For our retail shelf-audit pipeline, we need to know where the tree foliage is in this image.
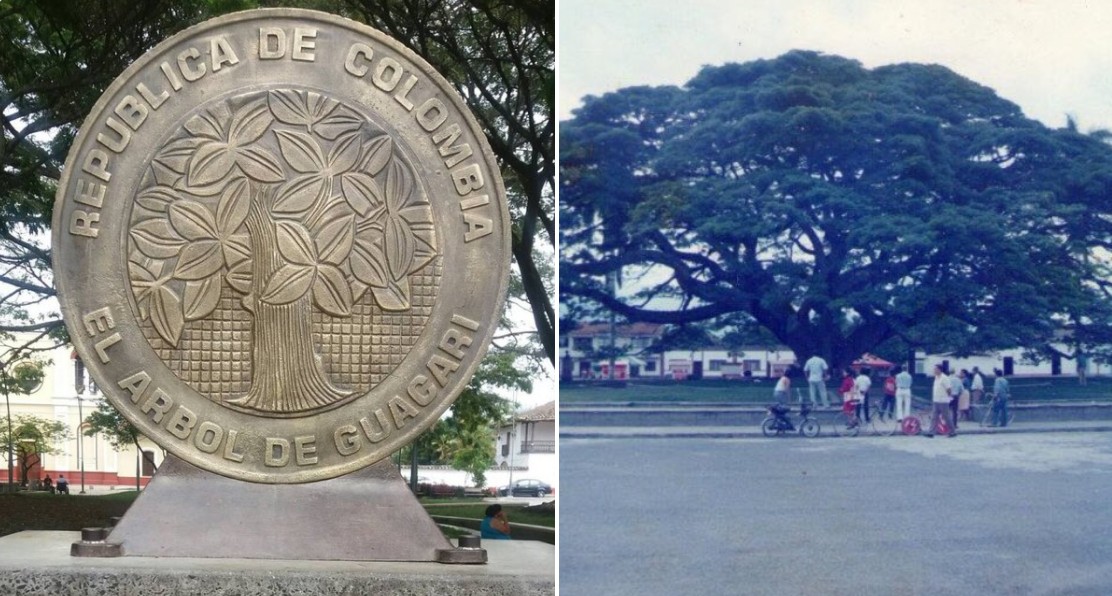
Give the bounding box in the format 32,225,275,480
561,51,1112,368
0,0,223,349
336,0,556,363
1,414,68,485
0,0,554,368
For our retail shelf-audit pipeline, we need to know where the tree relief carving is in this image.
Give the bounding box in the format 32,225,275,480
126,89,439,414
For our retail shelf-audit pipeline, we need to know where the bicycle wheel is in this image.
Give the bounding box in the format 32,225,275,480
800,417,820,438
832,412,860,437
900,416,921,435
870,410,898,436
761,417,780,437
979,404,994,427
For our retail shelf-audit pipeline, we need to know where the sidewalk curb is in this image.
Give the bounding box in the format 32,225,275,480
560,424,1112,440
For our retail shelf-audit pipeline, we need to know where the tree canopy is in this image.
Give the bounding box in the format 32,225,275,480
0,0,553,364
560,51,1112,368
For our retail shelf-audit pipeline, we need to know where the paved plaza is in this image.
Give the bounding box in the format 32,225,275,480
560,432,1112,595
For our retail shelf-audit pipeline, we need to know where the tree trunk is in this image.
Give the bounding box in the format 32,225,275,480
226,202,349,413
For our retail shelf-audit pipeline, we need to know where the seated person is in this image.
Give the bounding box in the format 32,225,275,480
480,504,511,540
56,475,69,495
43,475,54,494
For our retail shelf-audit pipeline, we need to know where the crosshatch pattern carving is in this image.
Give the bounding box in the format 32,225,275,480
140,260,440,402
126,88,441,414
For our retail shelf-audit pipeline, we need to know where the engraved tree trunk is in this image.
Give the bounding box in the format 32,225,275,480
225,201,349,412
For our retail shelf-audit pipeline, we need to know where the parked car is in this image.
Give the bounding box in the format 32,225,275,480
498,479,554,498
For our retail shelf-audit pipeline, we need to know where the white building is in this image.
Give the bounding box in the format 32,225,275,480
1,337,163,489
493,401,555,486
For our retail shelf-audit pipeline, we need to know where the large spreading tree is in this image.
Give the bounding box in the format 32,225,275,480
561,51,1112,368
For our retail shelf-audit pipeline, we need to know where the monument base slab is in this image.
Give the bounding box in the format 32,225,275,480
103,455,455,561
0,531,554,596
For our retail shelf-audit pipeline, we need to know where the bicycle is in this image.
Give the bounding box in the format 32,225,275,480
975,392,1015,427
901,403,954,436
761,403,821,438
831,399,899,437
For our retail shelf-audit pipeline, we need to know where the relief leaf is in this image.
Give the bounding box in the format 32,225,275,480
306,92,339,124
268,89,311,126
150,285,184,347
312,264,353,317
225,260,253,294
173,240,224,280
384,215,415,280
315,107,362,140
327,131,361,173
260,263,315,305
237,146,285,183
360,135,392,176
272,174,327,215
183,276,222,321
384,159,411,215
275,129,326,173
156,137,205,174
339,172,385,218
136,186,180,213
222,233,252,267
216,177,250,234
131,219,186,259
168,200,218,240
316,215,355,265
187,141,236,188
350,235,389,288
410,227,437,272
184,111,224,140
228,98,273,145
371,276,410,311
275,220,317,266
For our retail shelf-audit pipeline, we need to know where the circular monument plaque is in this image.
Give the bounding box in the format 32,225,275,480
52,9,509,483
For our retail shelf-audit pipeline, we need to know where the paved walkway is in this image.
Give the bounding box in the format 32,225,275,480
561,419,1112,439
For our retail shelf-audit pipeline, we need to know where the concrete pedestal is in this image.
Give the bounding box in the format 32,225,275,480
0,531,554,595
101,455,454,561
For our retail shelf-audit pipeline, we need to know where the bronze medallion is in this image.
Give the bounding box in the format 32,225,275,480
52,9,508,483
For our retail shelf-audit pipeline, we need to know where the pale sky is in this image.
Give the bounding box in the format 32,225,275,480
558,0,1112,132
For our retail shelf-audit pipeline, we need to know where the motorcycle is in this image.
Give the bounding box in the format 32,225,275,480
761,403,821,438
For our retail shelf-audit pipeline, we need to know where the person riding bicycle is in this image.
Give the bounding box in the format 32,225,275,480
769,402,795,431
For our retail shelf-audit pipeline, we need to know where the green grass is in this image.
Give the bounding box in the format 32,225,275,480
0,488,552,539
425,503,555,528
0,491,137,537
561,376,1112,403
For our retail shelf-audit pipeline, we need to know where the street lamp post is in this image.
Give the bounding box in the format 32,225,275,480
5,386,12,492
74,356,86,494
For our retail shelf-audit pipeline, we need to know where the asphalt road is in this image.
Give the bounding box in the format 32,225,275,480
560,432,1112,596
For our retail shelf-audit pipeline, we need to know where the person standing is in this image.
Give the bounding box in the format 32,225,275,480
773,368,791,404
949,370,964,430
958,369,972,421
992,368,1011,427
895,366,913,423
970,367,985,404
926,365,957,438
855,368,872,423
803,355,830,407
881,370,897,418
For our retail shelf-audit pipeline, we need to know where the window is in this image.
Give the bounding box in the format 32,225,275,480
743,360,761,372
709,360,726,372
645,360,657,372
572,336,594,351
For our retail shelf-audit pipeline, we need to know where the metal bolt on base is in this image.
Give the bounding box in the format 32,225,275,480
435,536,487,564
70,527,121,557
